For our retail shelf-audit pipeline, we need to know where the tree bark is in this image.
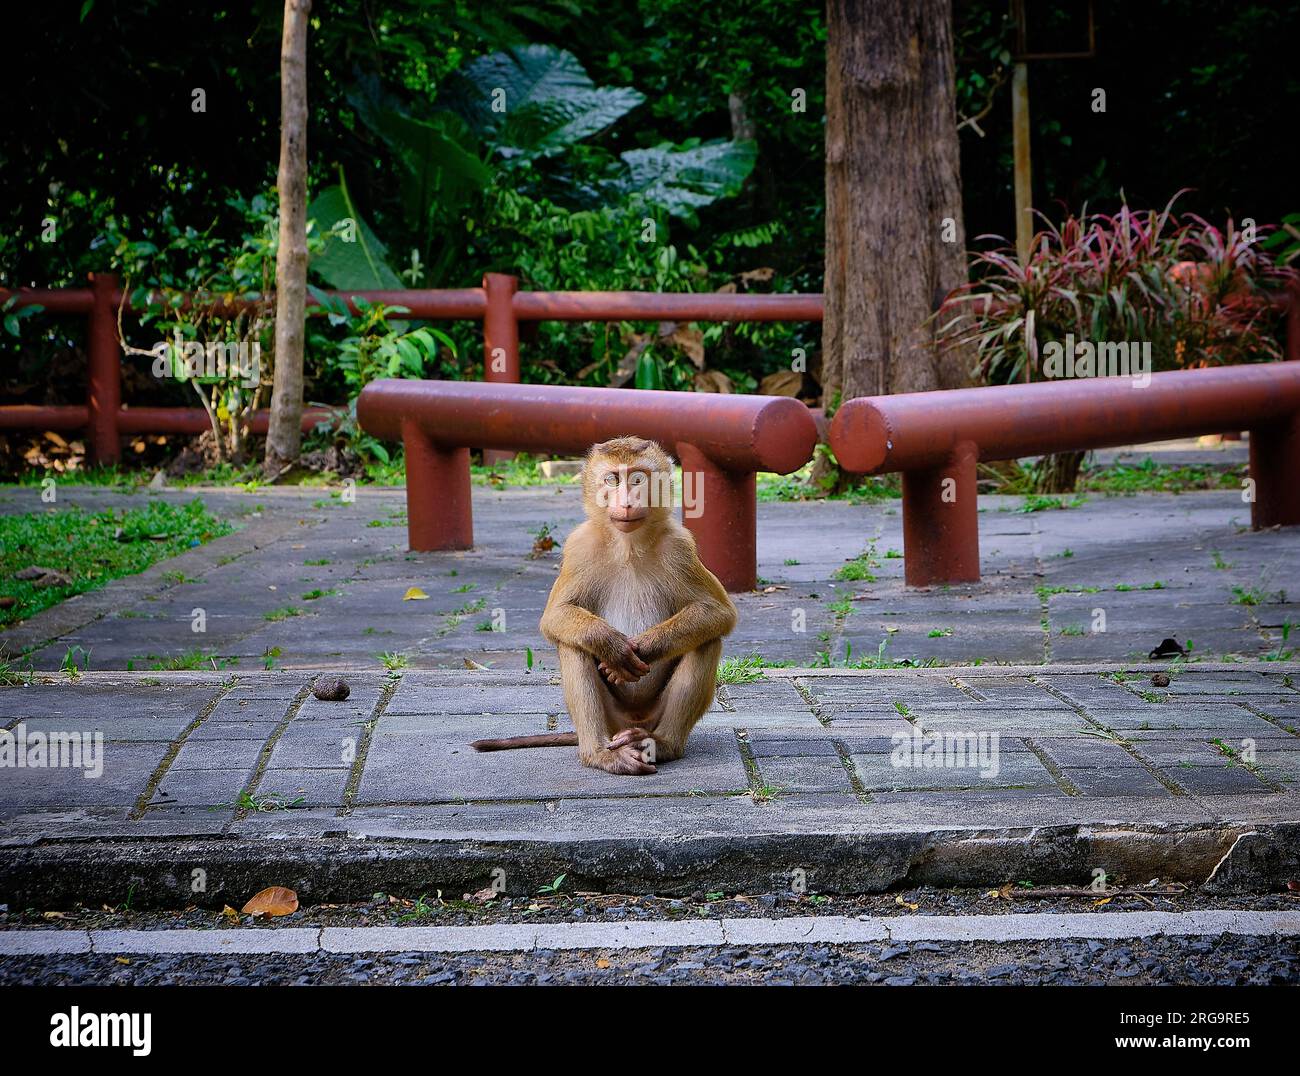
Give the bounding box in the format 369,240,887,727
264,0,311,477
821,0,971,410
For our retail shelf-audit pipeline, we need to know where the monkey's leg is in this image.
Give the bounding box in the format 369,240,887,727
633,638,721,762
557,643,657,775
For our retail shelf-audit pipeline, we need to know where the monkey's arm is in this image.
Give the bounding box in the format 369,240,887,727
633,559,737,665
540,568,648,679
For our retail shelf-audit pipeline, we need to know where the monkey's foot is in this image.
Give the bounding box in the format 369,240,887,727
588,732,657,775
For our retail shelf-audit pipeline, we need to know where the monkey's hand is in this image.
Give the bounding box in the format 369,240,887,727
594,631,650,685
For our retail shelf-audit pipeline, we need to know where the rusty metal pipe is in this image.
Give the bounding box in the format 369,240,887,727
513,291,823,322
359,380,816,473
831,364,1300,474
358,380,818,590
0,405,91,430
829,364,1300,587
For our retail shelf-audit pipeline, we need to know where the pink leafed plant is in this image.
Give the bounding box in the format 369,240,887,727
936,191,1298,386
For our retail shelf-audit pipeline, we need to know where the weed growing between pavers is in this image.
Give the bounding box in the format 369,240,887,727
0,499,232,627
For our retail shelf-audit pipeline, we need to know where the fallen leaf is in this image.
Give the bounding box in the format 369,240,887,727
759,370,803,397
403,587,429,601
596,958,611,969
471,887,498,903
1093,897,1113,907
42,911,67,920
115,957,131,965
221,905,240,923
895,894,919,911
241,886,299,918
463,658,489,670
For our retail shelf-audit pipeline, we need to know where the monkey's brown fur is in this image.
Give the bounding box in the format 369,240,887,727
471,437,737,774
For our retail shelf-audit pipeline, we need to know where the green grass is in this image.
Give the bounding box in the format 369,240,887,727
264,606,304,622
1079,457,1245,494
716,655,774,684
832,556,877,582
0,499,232,627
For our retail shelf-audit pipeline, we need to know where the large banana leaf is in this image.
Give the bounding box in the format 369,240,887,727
308,169,404,291
347,76,490,233
445,44,644,161
616,139,758,218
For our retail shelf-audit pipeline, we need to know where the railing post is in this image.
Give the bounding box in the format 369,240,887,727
676,442,756,592
482,272,520,466
1250,411,1300,529
402,418,474,551
901,441,981,586
87,272,121,464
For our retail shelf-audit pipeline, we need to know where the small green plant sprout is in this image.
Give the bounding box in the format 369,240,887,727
1263,621,1296,662
1058,548,1075,558
398,894,436,923
1060,624,1085,636
379,651,410,671
1210,551,1232,570
893,700,911,717
884,548,902,559
833,556,876,582
60,646,91,676
1231,585,1267,606
529,522,558,559
927,628,953,638
716,655,769,684
526,646,535,672
264,606,303,621
538,873,566,895
262,646,282,670
783,557,800,566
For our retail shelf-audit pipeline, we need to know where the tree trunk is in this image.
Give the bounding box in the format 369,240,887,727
264,0,311,477
821,0,971,412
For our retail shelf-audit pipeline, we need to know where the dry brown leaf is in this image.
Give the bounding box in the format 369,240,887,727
693,370,733,393
1093,896,1113,907
759,370,803,397
739,267,776,285
463,658,489,670
471,887,498,903
596,958,611,969
241,886,299,918
659,322,705,369
895,894,919,911
221,905,240,923
115,957,131,965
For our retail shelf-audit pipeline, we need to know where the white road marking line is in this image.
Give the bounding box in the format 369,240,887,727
3,910,1298,957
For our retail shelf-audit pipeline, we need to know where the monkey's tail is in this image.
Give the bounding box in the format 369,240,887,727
471,732,579,752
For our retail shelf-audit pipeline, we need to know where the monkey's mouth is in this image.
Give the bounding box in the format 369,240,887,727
609,511,648,532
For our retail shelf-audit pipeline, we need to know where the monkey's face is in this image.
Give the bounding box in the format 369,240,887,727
600,465,655,531
584,439,674,532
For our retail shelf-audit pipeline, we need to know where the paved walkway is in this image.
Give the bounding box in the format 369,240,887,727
2,476,1298,901
2,665,1298,902
2,481,1297,671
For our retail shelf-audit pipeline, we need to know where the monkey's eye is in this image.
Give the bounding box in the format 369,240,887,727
602,473,619,487
628,472,648,487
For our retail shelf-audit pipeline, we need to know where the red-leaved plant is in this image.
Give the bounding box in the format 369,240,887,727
936,192,1297,386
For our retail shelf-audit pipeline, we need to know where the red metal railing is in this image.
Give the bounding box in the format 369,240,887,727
0,272,823,464
829,363,1300,586
357,378,819,591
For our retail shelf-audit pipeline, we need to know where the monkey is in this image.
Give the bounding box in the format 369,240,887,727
472,437,737,775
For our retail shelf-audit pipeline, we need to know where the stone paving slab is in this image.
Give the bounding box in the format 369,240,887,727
0,665,1298,903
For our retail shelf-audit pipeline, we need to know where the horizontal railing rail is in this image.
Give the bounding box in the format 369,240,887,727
828,363,1300,586
357,378,820,591
0,272,824,464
